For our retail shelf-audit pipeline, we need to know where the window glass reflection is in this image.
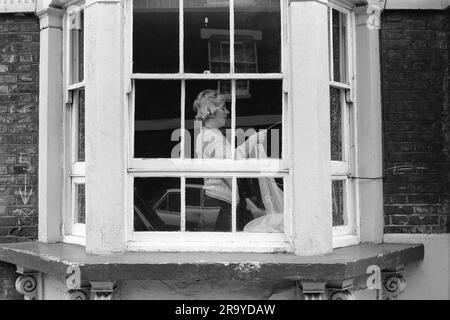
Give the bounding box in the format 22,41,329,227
332,180,345,226
69,8,84,84
185,177,232,232
330,87,342,161
332,9,347,83
134,177,181,231
238,177,283,233
76,183,85,224
133,0,179,73
235,80,282,159
235,0,280,73
77,89,85,162
134,80,181,158
185,0,230,73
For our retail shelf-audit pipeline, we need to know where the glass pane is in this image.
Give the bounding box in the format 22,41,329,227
238,177,283,233
134,177,181,231
185,177,232,232
332,180,345,227
185,80,232,159
235,0,280,73
134,80,181,158
185,0,229,73
69,8,84,84
330,87,342,161
133,0,179,73
235,80,282,159
77,89,85,162
332,9,347,83
75,184,85,224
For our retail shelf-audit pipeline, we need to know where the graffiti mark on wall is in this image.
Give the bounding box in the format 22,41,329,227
384,164,428,176
12,152,35,218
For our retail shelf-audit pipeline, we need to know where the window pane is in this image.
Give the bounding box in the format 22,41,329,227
235,80,282,159
332,9,347,83
330,87,342,161
185,0,230,73
185,80,232,159
134,80,181,158
133,0,179,73
185,177,232,232
238,177,283,233
134,177,181,231
75,183,85,224
69,8,84,84
77,89,85,162
235,0,280,73
332,180,345,227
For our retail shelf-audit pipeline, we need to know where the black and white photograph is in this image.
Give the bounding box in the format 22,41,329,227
0,0,449,306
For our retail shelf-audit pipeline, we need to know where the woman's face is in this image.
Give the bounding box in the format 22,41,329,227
208,103,229,128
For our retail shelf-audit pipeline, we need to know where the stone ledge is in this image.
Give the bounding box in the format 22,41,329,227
0,241,423,285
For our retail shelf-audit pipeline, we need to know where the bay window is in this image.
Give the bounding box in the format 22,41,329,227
64,3,86,243
327,3,358,247
48,0,375,255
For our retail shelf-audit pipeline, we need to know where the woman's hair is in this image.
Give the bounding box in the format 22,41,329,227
193,89,226,121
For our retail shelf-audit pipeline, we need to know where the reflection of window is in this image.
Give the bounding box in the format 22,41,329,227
64,4,86,242
202,29,261,99
328,4,357,246
130,0,285,251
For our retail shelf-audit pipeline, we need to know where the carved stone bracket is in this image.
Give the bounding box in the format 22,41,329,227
327,279,356,300
15,267,39,300
382,266,407,300
64,289,90,300
90,281,116,300
297,281,327,300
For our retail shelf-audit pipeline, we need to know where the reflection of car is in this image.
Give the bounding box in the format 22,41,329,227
134,183,267,232
153,184,221,230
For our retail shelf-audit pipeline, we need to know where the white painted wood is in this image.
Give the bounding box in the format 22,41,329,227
128,241,291,253
63,234,86,246
130,159,288,173
230,0,235,73
129,231,290,253
0,0,36,12
37,7,65,243
354,4,384,243
332,234,359,248
231,177,237,232
180,177,186,231
84,0,126,254
131,73,283,80
290,1,332,256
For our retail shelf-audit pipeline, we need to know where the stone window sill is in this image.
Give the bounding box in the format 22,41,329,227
0,241,423,284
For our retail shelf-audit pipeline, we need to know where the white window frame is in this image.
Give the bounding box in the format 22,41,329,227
63,2,86,245
328,1,360,248
126,0,292,252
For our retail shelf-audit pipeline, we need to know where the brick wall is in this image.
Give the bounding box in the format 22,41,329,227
0,13,39,300
381,10,450,233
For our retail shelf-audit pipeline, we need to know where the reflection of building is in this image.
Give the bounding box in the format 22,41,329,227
0,0,450,301
201,28,262,99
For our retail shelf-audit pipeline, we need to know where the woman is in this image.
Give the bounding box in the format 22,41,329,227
193,89,266,231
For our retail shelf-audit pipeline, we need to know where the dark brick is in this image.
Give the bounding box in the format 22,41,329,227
0,14,39,300
381,10,450,234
